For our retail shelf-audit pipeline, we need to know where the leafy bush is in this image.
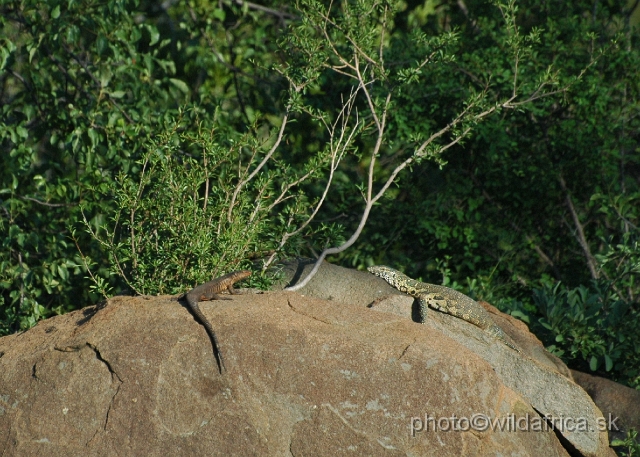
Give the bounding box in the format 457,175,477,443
612,429,640,457
1,0,167,333
532,278,638,382
0,0,287,333
79,107,347,295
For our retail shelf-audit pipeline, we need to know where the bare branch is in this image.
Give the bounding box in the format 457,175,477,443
559,175,598,279
319,9,357,73
227,113,289,221
281,0,592,291
20,196,72,208
373,125,472,204
285,90,388,291
354,55,381,131
265,88,362,271
231,0,297,20
316,5,381,71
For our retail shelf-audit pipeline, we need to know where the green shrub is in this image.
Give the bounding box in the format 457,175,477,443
79,109,344,295
613,429,640,457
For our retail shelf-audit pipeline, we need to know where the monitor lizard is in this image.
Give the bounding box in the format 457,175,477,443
183,270,252,373
368,265,520,352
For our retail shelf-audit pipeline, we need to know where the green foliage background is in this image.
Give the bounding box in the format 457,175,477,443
2,0,639,394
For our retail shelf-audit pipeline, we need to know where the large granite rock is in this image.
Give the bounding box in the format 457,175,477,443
572,369,640,442
0,262,615,456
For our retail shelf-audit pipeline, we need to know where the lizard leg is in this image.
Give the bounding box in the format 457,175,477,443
417,296,429,324
486,325,521,352
227,285,241,295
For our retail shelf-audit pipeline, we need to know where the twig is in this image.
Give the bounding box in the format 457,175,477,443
71,230,110,300
231,0,298,20
227,112,289,221
284,0,595,290
20,196,72,208
263,88,361,270
559,175,598,279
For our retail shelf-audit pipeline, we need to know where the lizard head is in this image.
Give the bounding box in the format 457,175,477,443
367,265,402,282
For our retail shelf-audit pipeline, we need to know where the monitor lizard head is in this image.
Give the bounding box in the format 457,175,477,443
368,265,403,282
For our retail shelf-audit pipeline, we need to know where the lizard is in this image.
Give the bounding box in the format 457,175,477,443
183,270,252,373
367,265,520,352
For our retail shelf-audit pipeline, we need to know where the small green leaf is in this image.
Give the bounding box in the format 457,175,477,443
589,356,598,371
213,8,226,21
88,129,100,149
508,310,529,323
57,264,68,281
169,78,189,94
51,5,60,19
148,25,160,46
16,125,28,139
96,34,107,55
604,355,613,372
29,45,37,63
0,38,17,71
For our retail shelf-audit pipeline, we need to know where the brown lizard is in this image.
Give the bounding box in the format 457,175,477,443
183,270,252,373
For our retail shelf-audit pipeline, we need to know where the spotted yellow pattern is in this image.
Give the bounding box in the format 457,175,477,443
368,265,520,352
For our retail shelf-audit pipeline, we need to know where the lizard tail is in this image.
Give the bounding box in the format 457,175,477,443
187,300,226,373
204,325,226,373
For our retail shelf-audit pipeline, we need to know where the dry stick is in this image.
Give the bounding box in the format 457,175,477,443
227,113,289,222
286,93,556,291
20,196,71,207
558,175,599,280
317,7,381,70
262,93,349,215
263,90,361,270
286,13,482,290
203,144,210,213
285,4,590,291
285,71,391,290
286,86,555,291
